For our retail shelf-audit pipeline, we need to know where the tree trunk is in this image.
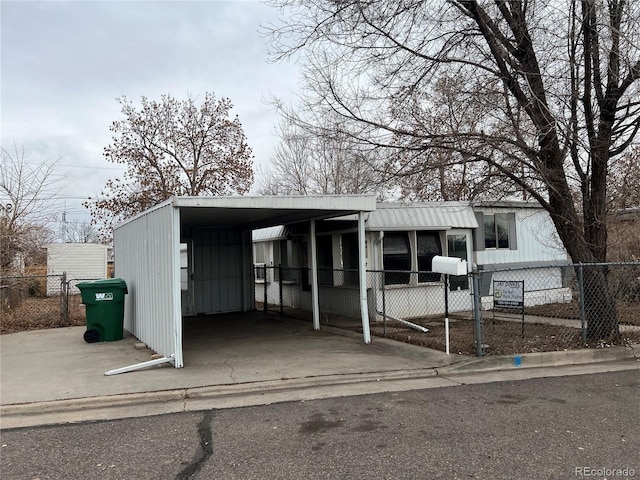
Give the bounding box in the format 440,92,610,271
544,168,620,341
580,264,619,340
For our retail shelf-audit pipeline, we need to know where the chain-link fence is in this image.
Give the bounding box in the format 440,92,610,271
4,264,638,356
0,273,101,335
254,263,640,356
477,263,640,355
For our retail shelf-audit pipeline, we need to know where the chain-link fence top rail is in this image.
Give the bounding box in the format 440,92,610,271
1,274,102,334
254,263,640,356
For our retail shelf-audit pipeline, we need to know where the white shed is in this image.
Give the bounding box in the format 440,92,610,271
46,243,109,295
113,195,377,371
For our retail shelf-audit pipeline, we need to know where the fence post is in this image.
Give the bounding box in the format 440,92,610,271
278,264,283,315
472,270,484,357
263,267,268,313
381,271,387,336
60,272,68,326
577,263,586,343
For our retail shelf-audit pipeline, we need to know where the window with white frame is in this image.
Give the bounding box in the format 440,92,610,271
383,231,443,285
253,242,266,281
417,231,442,283
482,213,516,249
383,232,411,285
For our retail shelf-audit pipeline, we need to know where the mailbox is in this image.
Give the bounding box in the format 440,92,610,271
431,255,467,276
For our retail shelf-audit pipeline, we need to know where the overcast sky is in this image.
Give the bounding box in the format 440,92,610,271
1,0,300,233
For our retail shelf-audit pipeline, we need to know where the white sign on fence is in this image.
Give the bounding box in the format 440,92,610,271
493,280,524,309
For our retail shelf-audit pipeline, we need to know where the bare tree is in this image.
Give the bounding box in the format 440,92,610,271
1,144,62,273
63,221,100,244
607,146,640,210
265,0,640,339
258,116,390,198
85,93,254,240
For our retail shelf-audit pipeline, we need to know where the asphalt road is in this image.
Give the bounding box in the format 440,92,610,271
1,370,638,480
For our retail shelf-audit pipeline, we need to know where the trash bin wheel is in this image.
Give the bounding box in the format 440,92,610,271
84,329,100,343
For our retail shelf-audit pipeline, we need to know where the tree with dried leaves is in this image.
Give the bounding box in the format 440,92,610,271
85,93,254,240
1,144,61,273
266,0,640,339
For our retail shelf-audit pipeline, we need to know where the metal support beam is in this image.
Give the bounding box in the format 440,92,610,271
104,355,175,376
310,219,320,330
358,211,371,344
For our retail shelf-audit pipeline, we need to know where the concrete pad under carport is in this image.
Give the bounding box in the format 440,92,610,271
179,311,462,380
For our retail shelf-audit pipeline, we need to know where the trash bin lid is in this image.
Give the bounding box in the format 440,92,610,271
77,278,128,291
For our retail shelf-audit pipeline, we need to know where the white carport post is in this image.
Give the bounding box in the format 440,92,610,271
358,211,371,343
310,219,320,330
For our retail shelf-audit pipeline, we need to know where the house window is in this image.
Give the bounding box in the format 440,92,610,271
417,231,442,283
254,242,266,264
253,242,267,281
383,232,411,285
484,213,512,249
447,234,469,291
255,264,266,281
341,232,359,286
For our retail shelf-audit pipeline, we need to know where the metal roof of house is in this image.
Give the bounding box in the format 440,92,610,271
252,202,479,240
367,202,478,231
252,225,288,242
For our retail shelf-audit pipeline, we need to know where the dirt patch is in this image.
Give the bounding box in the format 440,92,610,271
323,302,640,357
525,301,640,326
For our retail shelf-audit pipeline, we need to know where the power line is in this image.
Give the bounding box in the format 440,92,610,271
19,161,125,171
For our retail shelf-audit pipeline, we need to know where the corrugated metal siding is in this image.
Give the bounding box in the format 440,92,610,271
193,227,244,313
115,202,181,366
368,203,478,230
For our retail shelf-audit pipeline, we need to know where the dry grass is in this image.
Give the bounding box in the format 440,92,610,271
1,294,86,335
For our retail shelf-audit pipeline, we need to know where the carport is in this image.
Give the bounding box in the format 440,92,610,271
112,195,376,371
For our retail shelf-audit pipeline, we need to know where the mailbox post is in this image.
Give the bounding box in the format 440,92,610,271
431,256,468,355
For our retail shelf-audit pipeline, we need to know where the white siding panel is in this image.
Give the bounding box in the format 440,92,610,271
114,202,182,367
475,208,567,266
46,243,108,295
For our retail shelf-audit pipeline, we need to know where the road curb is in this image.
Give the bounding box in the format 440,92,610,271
2,344,638,430
436,344,639,374
0,368,442,430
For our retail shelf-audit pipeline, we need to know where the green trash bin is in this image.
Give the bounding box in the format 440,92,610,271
77,278,128,343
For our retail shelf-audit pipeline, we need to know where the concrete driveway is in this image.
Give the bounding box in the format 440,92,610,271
0,311,462,407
